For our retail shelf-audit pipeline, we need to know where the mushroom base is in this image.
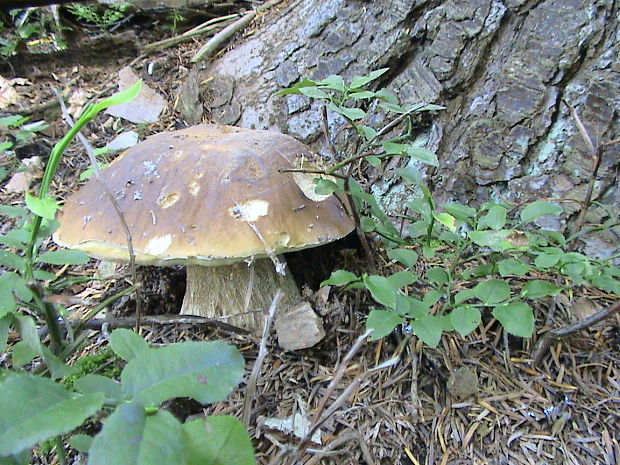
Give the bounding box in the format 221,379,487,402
180,258,301,332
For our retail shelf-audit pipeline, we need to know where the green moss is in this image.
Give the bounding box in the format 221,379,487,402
63,346,122,391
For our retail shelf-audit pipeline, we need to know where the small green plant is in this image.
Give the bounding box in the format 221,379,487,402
0,81,256,463
64,3,131,30
279,70,620,346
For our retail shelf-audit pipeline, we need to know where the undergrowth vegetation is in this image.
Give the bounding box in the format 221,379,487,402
0,66,617,464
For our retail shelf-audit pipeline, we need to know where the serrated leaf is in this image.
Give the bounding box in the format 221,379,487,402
443,202,476,220
349,68,388,89
433,212,456,232
317,75,347,92
313,177,339,195
11,341,37,366
492,301,534,337
405,145,439,166
386,271,416,289
321,270,359,287
498,258,531,277
0,206,28,218
88,404,185,465
0,374,104,456
24,194,58,220
363,275,396,309
521,280,562,298
110,328,149,362
387,248,418,268
328,102,365,120
454,288,475,305
473,279,510,305
0,250,24,273
299,86,330,99
366,309,403,341
410,316,443,347
36,249,90,265
520,201,563,224
121,341,244,407
426,267,449,284
479,205,507,230
535,252,561,268
183,416,256,465
69,434,92,453
450,306,481,336
75,375,123,402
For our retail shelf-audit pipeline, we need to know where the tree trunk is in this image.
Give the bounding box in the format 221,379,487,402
198,0,619,259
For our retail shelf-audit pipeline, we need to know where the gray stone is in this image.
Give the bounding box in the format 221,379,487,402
275,301,326,351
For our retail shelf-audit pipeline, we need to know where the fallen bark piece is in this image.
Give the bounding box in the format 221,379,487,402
275,301,326,351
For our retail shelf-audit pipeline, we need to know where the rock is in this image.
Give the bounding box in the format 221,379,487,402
447,366,479,399
106,67,166,124
106,131,139,154
275,301,326,351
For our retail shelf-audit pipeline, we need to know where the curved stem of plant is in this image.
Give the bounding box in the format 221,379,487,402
54,436,67,465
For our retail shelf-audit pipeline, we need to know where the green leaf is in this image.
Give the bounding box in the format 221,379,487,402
492,301,534,338
468,230,518,252
498,258,531,277
360,216,376,232
520,201,563,223
410,316,443,347
395,165,424,186
386,271,416,289
91,80,142,115
433,212,456,232
423,289,443,306
478,205,507,230
374,88,398,104
589,275,620,294
328,102,365,120
443,203,477,221
394,294,428,318
33,270,57,281
363,275,396,309
387,248,418,268
274,78,318,96
521,280,562,299
313,177,339,195
426,267,449,284
0,272,32,307
0,229,30,248
405,145,439,166
0,250,24,273
0,115,27,127
366,309,403,341
358,125,378,141
110,328,149,362
349,68,388,89
0,451,30,465
454,288,475,305
11,341,37,366
450,306,481,336
382,142,407,155
88,404,185,465
36,249,90,265
349,91,376,99
121,341,244,407
69,434,93,453
317,75,347,92
473,279,510,305
0,315,11,353
24,193,58,220
299,86,330,99
0,374,104,456
183,415,256,465
75,375,123,402
366,155,382,167
0,206,28,218
535,252,561,268
321,270,359,287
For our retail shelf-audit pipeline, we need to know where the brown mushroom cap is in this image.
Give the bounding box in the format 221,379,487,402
53,124,354,266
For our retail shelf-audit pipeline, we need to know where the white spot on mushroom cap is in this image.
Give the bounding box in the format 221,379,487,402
144,235,173,256
188,181,200,197
157,192,180,209
229,199,269,222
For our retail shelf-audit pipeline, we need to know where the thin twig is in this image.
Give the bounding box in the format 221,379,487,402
191,0,283,63
53,88,143,332
287,329,373,465
242,290,283,426
563,100,603,250
532,299,620,366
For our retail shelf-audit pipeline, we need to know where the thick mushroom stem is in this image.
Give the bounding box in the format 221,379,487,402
180,257,301,331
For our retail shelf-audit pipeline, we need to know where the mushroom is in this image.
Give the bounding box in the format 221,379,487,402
53,124,354,330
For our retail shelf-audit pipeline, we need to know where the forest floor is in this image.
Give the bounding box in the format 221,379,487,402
1,3,618,465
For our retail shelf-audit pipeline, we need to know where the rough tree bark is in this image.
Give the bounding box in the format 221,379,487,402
192,0,619,259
